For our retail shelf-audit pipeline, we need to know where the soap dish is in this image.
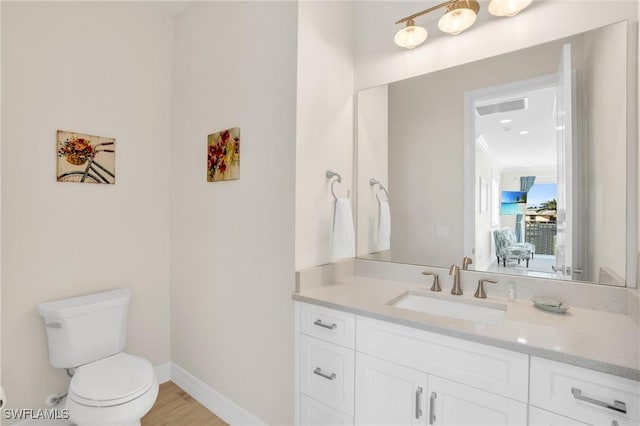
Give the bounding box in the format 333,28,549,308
531,297,570,314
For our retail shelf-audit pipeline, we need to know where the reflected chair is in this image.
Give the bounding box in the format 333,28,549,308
493,229,532,267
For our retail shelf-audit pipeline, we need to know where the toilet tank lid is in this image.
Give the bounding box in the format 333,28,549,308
37,289,132,320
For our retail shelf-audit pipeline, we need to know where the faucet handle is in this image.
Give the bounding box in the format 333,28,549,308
422,271,441,292
462,256,473,270
475,278,498,299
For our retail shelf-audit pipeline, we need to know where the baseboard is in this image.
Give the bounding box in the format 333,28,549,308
171,363,267,426
154,361,172,384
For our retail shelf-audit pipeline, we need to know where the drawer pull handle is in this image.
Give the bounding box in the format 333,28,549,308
415,386,423,419
429,391,437,424
313,319,337,330
571,387,627,414
313,367,336,381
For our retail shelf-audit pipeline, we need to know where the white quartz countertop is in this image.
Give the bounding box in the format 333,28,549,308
293,275,640,380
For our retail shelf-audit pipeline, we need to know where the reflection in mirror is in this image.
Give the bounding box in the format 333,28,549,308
356,21,631,286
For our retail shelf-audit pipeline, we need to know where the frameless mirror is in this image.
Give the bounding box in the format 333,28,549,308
356,21,635,286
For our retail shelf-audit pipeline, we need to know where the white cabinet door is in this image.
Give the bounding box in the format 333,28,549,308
427,376,527,426
355,353,428,425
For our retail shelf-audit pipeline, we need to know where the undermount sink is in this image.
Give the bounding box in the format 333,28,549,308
389,291,507,326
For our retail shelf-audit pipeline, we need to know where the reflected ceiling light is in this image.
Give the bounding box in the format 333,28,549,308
488,0,533,17
519,130,530,135
438,0,479,35
395,0,532,48
499,119,512,124
394,19,428,49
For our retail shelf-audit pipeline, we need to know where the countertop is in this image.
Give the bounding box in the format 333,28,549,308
293,275,640,381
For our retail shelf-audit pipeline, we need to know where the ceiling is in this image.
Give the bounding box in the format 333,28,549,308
475,85,558,170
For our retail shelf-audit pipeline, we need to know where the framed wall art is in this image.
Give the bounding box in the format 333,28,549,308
207,127,240,182
56,130,115,184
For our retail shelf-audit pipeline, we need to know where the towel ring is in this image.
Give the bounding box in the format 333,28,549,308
369,178,389,203
326,170,344,201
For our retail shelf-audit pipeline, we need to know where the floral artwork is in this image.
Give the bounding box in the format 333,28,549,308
57,130,115,184
207,127,240,182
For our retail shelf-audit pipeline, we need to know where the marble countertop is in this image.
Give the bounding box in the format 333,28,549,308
293,275,640,381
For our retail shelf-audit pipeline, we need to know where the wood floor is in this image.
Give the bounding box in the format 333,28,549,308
142,381,228,426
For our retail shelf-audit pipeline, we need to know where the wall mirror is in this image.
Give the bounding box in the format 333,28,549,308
356,21,636,286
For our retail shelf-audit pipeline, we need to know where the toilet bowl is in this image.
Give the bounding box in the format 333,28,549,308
37,289,159,426
65,353,159,426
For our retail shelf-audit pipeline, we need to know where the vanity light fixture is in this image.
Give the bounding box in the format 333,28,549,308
395,0,532,48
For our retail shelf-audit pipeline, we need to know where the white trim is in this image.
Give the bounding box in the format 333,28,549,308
171,363,267,426
154,362,172,384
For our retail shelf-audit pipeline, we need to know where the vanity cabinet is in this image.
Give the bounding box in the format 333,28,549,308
296,302,639,426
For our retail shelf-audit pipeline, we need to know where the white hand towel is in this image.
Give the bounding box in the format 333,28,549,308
332,198,355,259
378,200,391,250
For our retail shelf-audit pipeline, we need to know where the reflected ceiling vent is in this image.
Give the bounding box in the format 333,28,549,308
476,98,528,116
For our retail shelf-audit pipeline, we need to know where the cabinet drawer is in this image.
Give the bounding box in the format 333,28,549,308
301,334,355,415
301,303,355,349
301,395,353,426
530,357,640,425
356,316,529,402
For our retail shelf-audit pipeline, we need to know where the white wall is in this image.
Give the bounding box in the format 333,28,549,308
356,85,389,256
295,1,354,270
583,23,628,283
1,1,173,413
170,3,297,424
354,1,638,91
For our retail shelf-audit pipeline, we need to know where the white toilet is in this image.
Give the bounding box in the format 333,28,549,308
37,289,159,426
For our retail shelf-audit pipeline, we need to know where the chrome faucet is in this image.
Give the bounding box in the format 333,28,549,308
449,264,463,295
462,256,473,270
474,278,498,299
422,271,441,292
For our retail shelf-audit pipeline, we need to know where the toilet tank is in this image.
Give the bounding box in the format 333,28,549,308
37,289,131,368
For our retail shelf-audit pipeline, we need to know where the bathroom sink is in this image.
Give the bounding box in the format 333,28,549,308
389,291,506,326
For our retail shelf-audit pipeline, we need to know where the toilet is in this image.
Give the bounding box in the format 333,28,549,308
37,289,159,426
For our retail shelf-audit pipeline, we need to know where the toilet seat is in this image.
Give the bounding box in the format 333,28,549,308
69,353,155,407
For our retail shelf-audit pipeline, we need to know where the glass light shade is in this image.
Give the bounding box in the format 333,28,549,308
438,7,477,35
394,24,428,49
488,0,533,17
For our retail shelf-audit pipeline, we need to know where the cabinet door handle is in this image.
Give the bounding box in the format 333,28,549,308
415,387,423,419
313,367,336,381
571,387,627,414
313,319,337,330
429,392,437,424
